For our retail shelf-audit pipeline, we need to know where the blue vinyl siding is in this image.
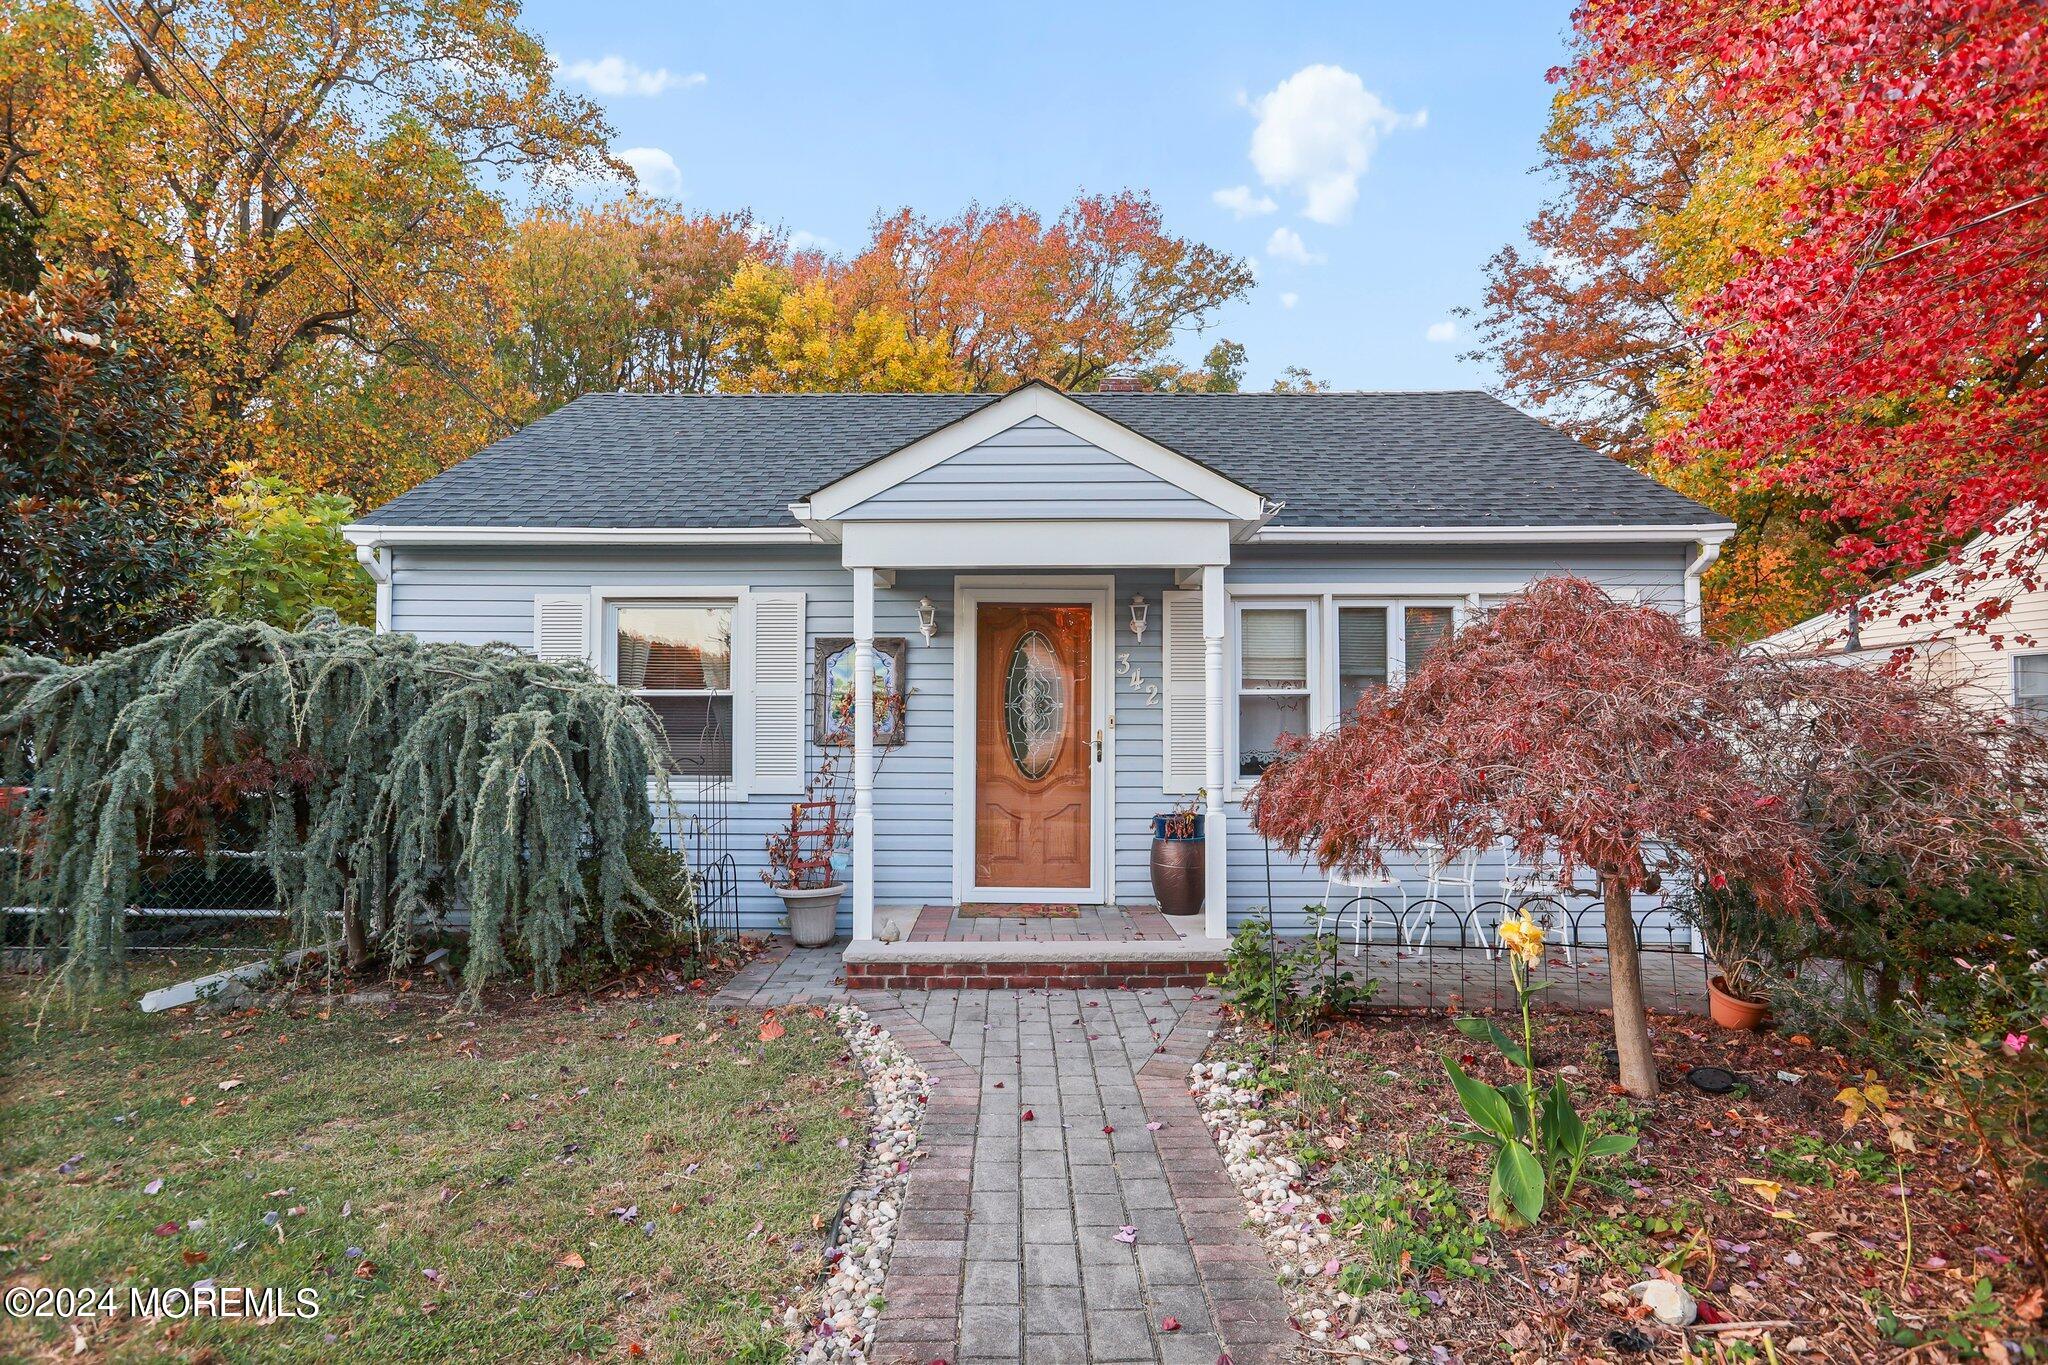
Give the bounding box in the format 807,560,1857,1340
386,541,1690,934
837,416,1229,521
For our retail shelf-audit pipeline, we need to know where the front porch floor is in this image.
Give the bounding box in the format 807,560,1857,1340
902,903,1187,943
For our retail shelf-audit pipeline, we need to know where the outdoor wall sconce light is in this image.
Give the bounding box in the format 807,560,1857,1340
917,596,938,645
1129,594,1149,642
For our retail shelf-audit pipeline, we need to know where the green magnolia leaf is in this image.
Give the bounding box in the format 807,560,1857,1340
1494,1142,1546,1225
1584,1133,1639,1160
1453,1015,1530,1068
1444,1058,1517,1141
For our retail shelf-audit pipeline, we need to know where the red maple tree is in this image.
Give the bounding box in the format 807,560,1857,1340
1572,0,2048,626
1253,578,2043,1098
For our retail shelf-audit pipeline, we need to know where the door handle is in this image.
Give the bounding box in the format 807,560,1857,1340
1094,730,1104,762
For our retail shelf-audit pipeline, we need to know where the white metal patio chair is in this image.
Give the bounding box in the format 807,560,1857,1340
1320,869,1408,951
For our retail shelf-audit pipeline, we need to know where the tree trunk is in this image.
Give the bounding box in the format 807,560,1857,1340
1603,874,1659,1100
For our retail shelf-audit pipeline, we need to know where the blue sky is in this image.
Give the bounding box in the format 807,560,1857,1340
525,0,1574,392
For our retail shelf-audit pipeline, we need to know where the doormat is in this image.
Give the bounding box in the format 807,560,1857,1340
956,902,1082,918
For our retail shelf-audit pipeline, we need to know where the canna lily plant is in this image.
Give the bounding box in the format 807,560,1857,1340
1443,911,1640,1226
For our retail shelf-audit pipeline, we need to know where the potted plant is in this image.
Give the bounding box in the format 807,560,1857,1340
1674,878,1777,1030
1150,794,1205,916
762,769,845,947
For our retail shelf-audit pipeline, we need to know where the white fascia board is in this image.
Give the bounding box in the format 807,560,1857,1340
1252,523,1735,545
840,518,1231,569
339,524,819,548
805,385,1266,522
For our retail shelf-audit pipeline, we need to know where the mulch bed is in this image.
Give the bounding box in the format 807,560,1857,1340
1217,1005,2044,1362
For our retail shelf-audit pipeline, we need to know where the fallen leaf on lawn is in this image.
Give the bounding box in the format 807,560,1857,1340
759,1018,785,1043
151,1222,179,1237
556,1252,585,1269
181,1250,207,1266
656,1034,683,1047
354,1260,377,1279
1735,1177,1783,1204
2015,1286,2044,1324
143,1179,163,1196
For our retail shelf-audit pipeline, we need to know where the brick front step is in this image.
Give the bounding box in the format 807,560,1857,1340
840,938,1228,991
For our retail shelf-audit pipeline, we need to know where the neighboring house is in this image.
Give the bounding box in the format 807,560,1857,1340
342,381,1732,940
1762,514,2048,716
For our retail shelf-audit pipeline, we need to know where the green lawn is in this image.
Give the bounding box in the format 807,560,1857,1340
0,958,863,1363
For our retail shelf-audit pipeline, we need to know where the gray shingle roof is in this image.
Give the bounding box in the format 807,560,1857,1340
356,390,1725,531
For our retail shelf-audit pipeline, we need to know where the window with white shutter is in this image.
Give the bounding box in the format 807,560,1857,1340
746,592,807,794
613,602,736,780
533,594,591,664
1160,589,1207,794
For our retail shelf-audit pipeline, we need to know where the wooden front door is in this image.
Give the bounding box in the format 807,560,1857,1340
974,603,1094,891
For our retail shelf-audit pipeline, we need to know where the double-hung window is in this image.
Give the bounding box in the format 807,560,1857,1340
612,601,736,779
2016,654,2048,717
1235,603,1314,777
1330,599,1459,722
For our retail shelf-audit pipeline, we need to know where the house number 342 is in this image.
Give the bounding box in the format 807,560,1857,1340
1116,653,1160,708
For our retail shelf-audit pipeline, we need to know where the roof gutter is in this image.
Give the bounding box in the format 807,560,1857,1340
1252,522,1737,545
339,524,823,548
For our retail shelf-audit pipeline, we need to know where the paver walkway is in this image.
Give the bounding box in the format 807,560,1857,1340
713,958,1296,1363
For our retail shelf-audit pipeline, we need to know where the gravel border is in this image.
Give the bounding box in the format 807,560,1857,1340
794,1003,931,1363
1192,1050,1410,1357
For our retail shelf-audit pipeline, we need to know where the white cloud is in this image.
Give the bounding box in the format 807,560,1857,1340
557,55,705,98
619,147,683,197
1265,226,1324,267
1280,291,1299,309
1211,185,1278,219
1246,64,1424,225
1426,319,1459,343
787,229,837,254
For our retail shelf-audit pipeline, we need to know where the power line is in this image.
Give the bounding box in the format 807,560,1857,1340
95,0,518,438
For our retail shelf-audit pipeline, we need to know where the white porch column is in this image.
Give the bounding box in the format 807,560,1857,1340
851,566,877,940
1201,569,1229,940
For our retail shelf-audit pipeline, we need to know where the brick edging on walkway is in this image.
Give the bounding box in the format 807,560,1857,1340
1138,998,1299,1365
852,994,981,1365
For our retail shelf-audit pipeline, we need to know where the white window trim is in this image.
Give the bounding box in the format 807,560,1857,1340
594,585,754,799
2013,651,2048,715
1230,598,1319,793
1224,587,1472,796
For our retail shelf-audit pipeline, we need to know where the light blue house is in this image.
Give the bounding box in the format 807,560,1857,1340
343,381,1731,942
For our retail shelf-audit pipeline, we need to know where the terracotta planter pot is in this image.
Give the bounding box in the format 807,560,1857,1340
1149,817,1205,917
775,883,844,948
1707,974,1769,1031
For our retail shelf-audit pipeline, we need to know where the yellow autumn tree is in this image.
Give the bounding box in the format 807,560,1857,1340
712,261,961,393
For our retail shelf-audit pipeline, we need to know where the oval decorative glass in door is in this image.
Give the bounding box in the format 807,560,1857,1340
1004,630,1067,779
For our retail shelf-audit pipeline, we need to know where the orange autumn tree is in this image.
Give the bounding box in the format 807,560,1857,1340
0,0,616,492
1253,578,2044,1099
1468,27,1838,639
845,191,1254,390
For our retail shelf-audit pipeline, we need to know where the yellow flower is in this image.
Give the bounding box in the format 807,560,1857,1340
1497,911,1545,968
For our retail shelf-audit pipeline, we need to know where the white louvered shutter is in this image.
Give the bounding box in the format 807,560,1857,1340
533,594,591,663
747,592,806,794
1160,589,1208,794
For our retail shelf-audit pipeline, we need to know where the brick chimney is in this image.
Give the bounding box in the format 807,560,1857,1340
1095,375,1145,394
